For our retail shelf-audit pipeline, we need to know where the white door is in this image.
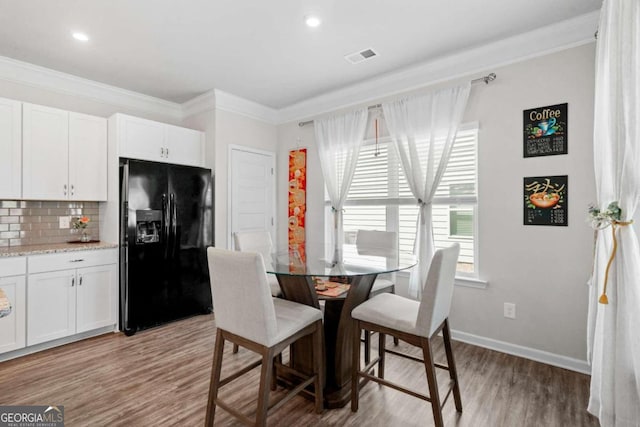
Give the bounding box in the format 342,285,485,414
76,264,116,333
0,98,22,199
0,275,26,354
27,270,76,346
165,124,204,167
69,113,108,201
229,147,275,249
22,103,69,200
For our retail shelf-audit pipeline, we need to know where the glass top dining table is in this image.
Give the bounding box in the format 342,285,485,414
265,244,416,278
263,243,416,409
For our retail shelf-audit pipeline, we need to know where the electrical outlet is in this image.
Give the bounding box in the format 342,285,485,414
504,302,516,319
59,216,70,229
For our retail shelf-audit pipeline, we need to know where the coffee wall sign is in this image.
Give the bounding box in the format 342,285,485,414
524,175,568,226
523,103,568,157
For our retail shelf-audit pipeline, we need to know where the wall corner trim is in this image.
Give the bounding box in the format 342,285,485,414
451,329,590,375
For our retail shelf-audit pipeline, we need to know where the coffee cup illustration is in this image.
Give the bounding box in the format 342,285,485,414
537,117,556,135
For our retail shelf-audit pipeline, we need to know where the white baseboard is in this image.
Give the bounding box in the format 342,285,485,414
451,329,590,375
0,326,116,363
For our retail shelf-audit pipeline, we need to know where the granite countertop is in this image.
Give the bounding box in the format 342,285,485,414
0,241,118,257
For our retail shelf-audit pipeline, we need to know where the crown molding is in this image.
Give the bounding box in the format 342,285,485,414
276,10,600,125
181,89,216,118
212,89,278,124
0,55,183,120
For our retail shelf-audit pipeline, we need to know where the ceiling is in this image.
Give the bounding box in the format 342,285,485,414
0,0,602,109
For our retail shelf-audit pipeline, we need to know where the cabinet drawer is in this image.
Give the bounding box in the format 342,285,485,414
28,249,118,274
0,257,26,277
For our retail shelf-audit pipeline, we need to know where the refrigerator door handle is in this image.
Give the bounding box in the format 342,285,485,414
170,193,178,258
162,193,170,259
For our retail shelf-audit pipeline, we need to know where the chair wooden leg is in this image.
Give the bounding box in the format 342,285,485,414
378,332,386,379
256,347,275,427
271,355,278,391
393,336,400,346
205,329,225,427
232,343,239,354
351,320,361,412
443,319,462,412
312,320,324,414
421,337,444,427
364,330,371,364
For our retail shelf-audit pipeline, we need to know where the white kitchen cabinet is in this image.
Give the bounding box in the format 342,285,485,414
165,124,205,167
22,103,69,200
114,113,204,167
27,249,117,346
0,257,26,354
22,103,107,201
76,264,117,333
27,269,76,346
0,98,22,199
69,112,108,201
117,114,166,162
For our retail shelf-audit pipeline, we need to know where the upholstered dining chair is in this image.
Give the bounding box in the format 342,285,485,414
234,231,282,298
205,248,324,426
350,243,461,427
233,231,283,354
355,229,400,360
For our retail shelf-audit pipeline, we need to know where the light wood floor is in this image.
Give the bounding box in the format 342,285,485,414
0,314,598,426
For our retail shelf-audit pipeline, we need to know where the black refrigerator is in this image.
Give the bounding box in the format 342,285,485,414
119,158,213,335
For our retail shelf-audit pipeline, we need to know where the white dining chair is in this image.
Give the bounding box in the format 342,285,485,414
356,229,400,359
350,243,462,427
233,231,283,354
205,247,324,426
234,231,282,298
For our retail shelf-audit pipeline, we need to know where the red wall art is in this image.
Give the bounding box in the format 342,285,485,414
288,149,307,262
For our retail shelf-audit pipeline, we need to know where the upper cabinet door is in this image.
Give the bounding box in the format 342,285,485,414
118,115,166,162
165,125,204,167
0,98,22,199
23,103,69,200
69,113,107,201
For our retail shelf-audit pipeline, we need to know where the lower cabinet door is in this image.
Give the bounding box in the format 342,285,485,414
0,275,26,354
76,264,116,333
27,270,76,346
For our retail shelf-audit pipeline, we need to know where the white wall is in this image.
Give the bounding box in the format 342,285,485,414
183,109,216,171
276,43,596,364
214,108,278,248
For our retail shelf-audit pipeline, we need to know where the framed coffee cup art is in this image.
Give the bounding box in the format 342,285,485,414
523,103,568,158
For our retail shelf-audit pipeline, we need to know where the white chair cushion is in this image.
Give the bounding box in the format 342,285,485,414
270,298,323,347
371,278,394,293
351,293,425,337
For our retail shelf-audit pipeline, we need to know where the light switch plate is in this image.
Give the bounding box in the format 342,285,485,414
59,216,70,229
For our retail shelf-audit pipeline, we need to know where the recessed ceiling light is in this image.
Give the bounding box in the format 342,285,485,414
72,32,89,42
304,15,321,28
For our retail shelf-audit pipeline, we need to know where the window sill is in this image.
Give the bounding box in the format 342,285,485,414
454,276,488,289
396,271,488,289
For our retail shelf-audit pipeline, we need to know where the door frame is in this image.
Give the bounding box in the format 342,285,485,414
227,144,276,249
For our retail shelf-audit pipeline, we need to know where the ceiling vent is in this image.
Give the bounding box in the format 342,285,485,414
344,48,378,64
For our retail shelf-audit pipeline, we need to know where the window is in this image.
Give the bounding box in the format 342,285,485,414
337,125,478,275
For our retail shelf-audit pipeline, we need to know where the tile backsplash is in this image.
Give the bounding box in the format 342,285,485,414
0,200,100,247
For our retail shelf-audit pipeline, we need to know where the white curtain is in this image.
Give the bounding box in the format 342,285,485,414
315,108,368,262
383,84,470,298
587,1,640,426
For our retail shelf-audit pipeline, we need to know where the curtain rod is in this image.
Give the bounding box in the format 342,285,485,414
297,72,497,127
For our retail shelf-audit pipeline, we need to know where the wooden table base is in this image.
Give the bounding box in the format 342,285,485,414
276,273,377,408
